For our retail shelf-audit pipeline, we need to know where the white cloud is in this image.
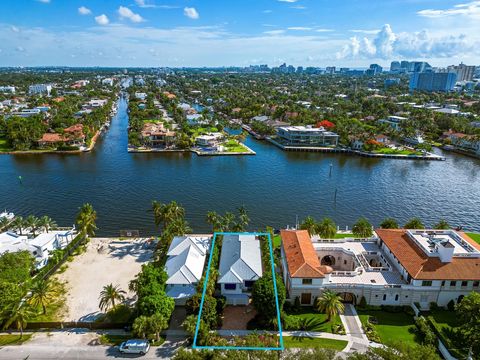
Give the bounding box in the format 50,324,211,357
278,0,299,2
418,1,480,18
184,7,199,19
78,6,91,15
337,24,475,60
290,6,306,9
11,26,20,33
95,14,110,26
264,30,286,35
350,29,380,35
316,28,334,33
287,27,312,31
118,6,145,23
36,0,50,3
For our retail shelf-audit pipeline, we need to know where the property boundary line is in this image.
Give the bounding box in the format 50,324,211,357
192,232,284,351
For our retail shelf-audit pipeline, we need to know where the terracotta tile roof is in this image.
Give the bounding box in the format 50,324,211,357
281,230,328,278
376,229,480,280
38,133,66,143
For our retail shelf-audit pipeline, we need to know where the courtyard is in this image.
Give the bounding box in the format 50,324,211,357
55,237,154,321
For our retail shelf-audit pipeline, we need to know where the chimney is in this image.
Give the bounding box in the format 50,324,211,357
437,241,455,263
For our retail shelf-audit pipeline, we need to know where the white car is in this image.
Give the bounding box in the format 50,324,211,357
118,339,150,355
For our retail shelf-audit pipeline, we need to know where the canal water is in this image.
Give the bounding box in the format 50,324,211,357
1,97,479,236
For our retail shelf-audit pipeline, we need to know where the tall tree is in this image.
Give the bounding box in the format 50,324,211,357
38,216,57,233
28,279,58,315
25,215,40,237
404,217,425,229
434,219,450,230
76,203,97,237
456,292,480,356
352,217,373,238
11,216,25,235
380,217,399,229
2,302,35,339
317,217,337,239
315,290,345,322
300,216,317,236
98,284,126,312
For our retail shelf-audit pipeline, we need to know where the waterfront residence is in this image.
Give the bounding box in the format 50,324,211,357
378,115,407,131
281,229,480,309
0,228,76,269
276,126,339,147
37,124,86,149
141,122,176,148
218,234,263,305
165,235,211,305
446,132,480,156
195,132,224,148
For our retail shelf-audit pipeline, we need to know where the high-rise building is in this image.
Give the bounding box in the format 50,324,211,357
409,72,457,92
447,63,476,82
384,78,401,89
28,84,52,96
390,61,401,72
325,66,336,74
367,64,383,75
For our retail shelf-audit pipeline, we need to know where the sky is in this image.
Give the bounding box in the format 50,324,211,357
0,0,479,68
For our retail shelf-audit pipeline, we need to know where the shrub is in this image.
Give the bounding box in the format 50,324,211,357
415,316,437,346
403,305,416,316
429,302,440,311
358,296,367,309
332,323,346,335
282,314,300,330
447,300,455,311
294,296,301,312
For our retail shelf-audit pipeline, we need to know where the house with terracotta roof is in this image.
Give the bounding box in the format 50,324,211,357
281,229,480,309
141,122,176,148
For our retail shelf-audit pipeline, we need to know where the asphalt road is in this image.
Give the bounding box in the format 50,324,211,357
0,338,185,360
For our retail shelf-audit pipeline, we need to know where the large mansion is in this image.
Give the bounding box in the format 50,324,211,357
281,229,480,309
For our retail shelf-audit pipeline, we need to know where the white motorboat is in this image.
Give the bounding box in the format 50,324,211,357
0,210,15,220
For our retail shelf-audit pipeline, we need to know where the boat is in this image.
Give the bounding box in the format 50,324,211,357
0,210,15,220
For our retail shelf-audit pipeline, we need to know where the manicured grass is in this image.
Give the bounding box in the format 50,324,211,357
0,334,32,346
357,310,418,346
466,232,480,244
223,139,248,153
333,233,354,239
272,235,281,249
285,307,342,333
282,337,347,350
373,148,422,156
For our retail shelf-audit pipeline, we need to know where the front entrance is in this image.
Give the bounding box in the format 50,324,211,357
338,292,356,304
301,293,312,305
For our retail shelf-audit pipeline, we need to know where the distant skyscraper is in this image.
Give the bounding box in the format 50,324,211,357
409,72,457,92
390,61,401,72
447,63,476,82
367,64,383,75
325,66,336,74
400,61,410,70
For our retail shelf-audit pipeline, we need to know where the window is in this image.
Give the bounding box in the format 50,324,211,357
224,283,236,290
382,294,386,301
441,281,445,286
344,260,347,265
244,280,255,288
461,281,468,287
395,295,399,301
302,279,312,285
450,281,457,287
422,280,432,287
474,281,479,287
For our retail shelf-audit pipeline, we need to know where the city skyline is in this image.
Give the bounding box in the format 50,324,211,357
0,0,479,68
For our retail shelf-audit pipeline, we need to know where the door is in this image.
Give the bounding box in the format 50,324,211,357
301,293,312,305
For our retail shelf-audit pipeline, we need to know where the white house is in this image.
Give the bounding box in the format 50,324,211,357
217,234,263,305
165,235,211,305
28,84,52,96
378,115,407,131
195,133,224,147
281,229,480,309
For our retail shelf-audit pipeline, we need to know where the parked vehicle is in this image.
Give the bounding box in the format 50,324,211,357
118,339,150,355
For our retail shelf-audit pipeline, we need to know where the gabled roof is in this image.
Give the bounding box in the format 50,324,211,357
218,234,263,284
376,229,480,280
165,235,210,285
281,230,330,278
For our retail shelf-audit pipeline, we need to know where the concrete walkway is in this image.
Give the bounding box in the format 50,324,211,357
340,304,371,353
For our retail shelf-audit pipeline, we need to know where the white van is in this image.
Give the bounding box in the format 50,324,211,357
118,339,150,355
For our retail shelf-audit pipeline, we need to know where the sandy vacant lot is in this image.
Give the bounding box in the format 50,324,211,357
56,237,154,322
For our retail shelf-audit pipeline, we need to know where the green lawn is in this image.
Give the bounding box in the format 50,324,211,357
272,235,281,249
373,148,422,156
466,232,480,244
0,334,32,346
285,307,342,333
223,139,248,153
427,310,466,359
282,337,347,350
357,310,418,346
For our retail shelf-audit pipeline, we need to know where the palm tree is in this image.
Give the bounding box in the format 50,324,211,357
2,303,35,339
28,279,58,315
133,315,149,339
206,211,220,233
380,217,399,229
76,203,97,237
300,216,317,236
434,219,450,230
164,201,185,227
317,218,337,239
38,216,57,233
237,205,250,231
11,216,25,235
315,290,345,322
404,217,425,229
0,216,10,231
352,217,373,238
152,200,166,228
25,215,40,237
98,284,126,312
148,313,169,341
220,212,235,232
